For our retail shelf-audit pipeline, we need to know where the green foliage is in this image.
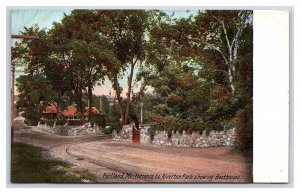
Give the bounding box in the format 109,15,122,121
109,123,123,134
150,115,207,136
92,95,110,116
23,107,41,126
143,10,253,151
90,114,106,128
236,105,253,152
13,10,252,152
102,127,112,135
46,120,55,127
152,104,171,117
148,128,156,141
56,119,66,126
39,120,46,125
16,74,58,126
106,103,123,133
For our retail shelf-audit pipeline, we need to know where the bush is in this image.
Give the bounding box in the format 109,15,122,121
103,126,112,134
24,119,39,126
46,120,55,127
90,114,106,128
56,119,66,126
150,115,202,135
108,122,122,134
39,120,46,125
149,115,230,138
20,107,41,126
235,105,253,152
149,128,156,141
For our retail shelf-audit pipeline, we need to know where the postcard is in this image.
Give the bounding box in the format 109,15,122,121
9,9,289,184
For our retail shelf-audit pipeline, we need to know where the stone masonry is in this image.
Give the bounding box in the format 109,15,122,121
38,122,103,136
113,124,236,148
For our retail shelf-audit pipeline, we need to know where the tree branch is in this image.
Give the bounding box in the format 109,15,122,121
220,20,232,53
204,42,229,64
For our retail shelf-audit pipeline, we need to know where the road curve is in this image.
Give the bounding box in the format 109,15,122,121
14,125,252,183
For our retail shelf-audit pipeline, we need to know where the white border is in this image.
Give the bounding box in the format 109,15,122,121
253,10,289,183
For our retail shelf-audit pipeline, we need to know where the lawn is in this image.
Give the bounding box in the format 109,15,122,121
11,143,94,183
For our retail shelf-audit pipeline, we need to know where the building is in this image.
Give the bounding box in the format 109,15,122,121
42,102,59,120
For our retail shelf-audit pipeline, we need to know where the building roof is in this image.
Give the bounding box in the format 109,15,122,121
62,105,78,117
43,102,58,114
84,107,100,115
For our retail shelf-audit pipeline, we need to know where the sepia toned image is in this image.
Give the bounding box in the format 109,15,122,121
10,9,253,183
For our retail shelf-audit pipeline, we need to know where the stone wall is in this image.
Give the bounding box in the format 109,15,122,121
38,122,103,136
113,124,236,148
112,125,152,144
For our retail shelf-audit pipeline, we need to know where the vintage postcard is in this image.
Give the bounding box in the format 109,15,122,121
10,8,285,184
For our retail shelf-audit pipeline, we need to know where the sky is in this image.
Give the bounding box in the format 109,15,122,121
11,9,197,97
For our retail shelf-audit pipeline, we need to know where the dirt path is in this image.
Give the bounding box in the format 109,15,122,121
13,120,252,183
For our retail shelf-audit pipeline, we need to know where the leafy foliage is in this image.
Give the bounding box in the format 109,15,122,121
16,74,58,125
90,114,106,128
13,10,253,151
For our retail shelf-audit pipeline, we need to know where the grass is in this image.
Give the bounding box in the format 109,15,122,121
11,143,95,183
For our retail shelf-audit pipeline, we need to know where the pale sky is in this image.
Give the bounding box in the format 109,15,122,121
11,9,197,97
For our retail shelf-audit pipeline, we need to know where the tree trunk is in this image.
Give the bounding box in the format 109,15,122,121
75,82,83,114
124,62,135,124
228,65,235,94
113,74,125,125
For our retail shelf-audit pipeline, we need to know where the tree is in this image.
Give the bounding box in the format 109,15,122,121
92,95,110,116
12,25,75,114
16,74,58,125
49,10,120,119
142,10,253,151
193,10,252,94
92,10,148,125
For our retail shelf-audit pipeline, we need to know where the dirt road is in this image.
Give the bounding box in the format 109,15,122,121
13,120,252,183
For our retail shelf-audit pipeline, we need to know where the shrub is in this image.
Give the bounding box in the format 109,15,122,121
90,114,106,128
194,120,206,135
108,122,122,134
149,115,229,138
39,120,46,125
56,119,66,126
149,128,156,141
24,118,39,126
103,126,112,134
21,107,41,126
46,120,55,127
235,105,253,152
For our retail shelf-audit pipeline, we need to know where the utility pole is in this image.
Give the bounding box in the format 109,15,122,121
11,63,16,144
11,34,39,144
140,102,144,127
11,63,15,120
